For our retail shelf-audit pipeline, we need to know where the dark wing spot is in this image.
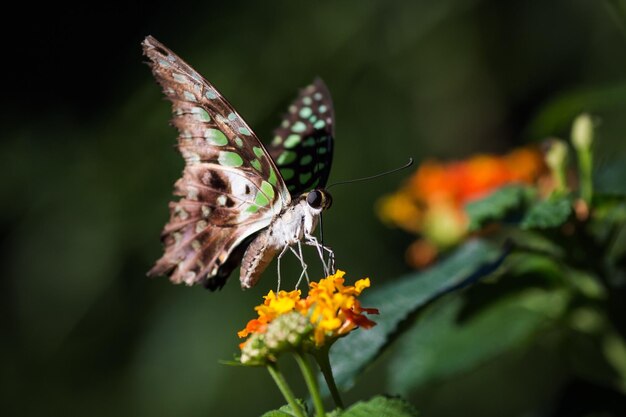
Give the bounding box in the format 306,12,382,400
208,171,228,191
245,185,251,194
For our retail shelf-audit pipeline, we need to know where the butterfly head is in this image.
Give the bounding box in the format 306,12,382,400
305,189,333,212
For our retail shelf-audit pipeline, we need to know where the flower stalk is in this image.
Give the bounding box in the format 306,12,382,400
313,345,344,409
295,352,326,417
267,363,307,417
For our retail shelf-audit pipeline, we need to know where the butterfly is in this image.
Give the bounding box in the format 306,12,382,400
143,36,335,290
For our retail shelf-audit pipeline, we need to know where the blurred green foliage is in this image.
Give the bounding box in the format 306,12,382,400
3,0,626,416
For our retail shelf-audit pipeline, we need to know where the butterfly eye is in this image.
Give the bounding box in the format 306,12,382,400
306,190,323,209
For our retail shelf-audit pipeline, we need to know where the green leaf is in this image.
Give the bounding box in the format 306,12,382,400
339,396,419,417
465,185,531,231
596,162,626,196
261,400,308,417
329,239,509,389
260,411,294,417
387,289,568,393
604,332,626,392
526,81,626,139
521,195,572,229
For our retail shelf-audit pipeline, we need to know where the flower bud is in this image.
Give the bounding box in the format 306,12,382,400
571,113,593,151
240,333,271,365
264,312,312,351
544,139,568,193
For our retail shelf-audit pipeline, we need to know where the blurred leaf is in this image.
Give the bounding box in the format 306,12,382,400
329,239,509,389
507,229,565,259
604,331,626,392
465,185,532,231
565,325,624,390
596,162,626,196
261,410,294,417
521,195,573,229
338,395,420,417
388,289,568,393
261,400,307,417
527,82,626,139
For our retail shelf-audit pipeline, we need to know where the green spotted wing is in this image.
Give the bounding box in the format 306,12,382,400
268,78,335,195
143,36,290,290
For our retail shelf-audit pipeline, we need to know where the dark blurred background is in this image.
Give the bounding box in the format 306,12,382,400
3,1,626,416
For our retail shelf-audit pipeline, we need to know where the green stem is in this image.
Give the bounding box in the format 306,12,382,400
312,346,344,409
578,150,593,204
267,363,307,417
295,352,326,417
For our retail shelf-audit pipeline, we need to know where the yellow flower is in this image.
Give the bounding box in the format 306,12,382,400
257,289,301,318
237,271,378,355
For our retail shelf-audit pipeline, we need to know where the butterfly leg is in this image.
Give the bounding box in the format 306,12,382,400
276,244,291,292
296,241,310,287
289,244,310,289
326,250,336,275
305,235,335,276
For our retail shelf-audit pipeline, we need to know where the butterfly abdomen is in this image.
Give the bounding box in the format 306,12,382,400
240,232,280,289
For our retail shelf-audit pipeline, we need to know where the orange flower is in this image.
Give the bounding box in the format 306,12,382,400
238,271,378,353
377,146,547,267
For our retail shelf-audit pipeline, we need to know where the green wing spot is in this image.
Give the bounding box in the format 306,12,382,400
234,137,244,148
260,181,275,200
318,147,327,154
314,162,325,172
218,151,244,167
239,127,252,136
251,187,271,208
228,112,237,121
309,115,318,123
319,105,328,113
184,91,197,102
284,134,301,148
308,177,320,189
291,121,306,133
268,166,279,186
288,184,297,192
277,151,297,165
300,172,312,184
253,146,265,158
313,120,326,129
251,158,262,172
299,107,312,118
192,107,211,122
302,97,312,105
271,135,283,146
303,137,316,147
301,155,313,165
205,129,228,146
205,90,218,100
246,203,261,213
281,168,295,180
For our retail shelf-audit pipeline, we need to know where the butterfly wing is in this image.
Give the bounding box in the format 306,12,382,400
143,36,290,290
268,78,335,195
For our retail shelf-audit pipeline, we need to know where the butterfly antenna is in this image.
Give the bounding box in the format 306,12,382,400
326,158,414,190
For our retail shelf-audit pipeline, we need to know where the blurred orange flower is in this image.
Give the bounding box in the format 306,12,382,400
378,147,547,268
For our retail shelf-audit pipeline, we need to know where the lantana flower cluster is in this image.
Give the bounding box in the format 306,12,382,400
238,270,378,364
377,147,548,268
